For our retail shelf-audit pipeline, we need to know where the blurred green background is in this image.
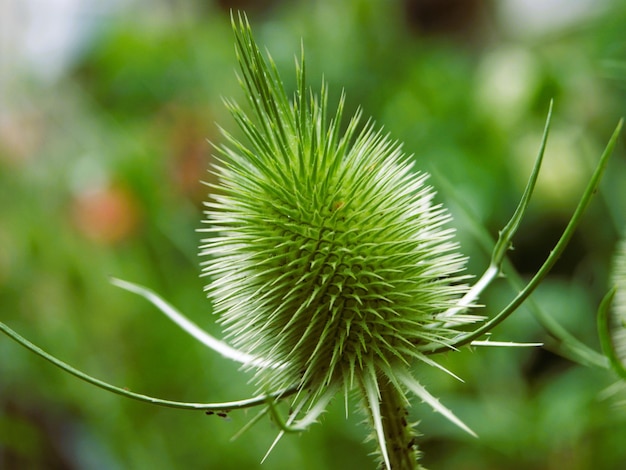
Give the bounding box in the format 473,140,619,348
1,0,626,468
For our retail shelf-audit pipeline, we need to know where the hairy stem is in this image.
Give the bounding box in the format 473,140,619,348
378,379,423,470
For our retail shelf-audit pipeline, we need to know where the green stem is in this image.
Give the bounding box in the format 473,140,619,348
506,262,608,368
0,320,296,411
440,100,552,321
378,379,423,470
422,118,623,354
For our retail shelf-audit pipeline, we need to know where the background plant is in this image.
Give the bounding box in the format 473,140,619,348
1,1,626,469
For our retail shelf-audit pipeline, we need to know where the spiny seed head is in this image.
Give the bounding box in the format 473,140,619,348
199,16,476,399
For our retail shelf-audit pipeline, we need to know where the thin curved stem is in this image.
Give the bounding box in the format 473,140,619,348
0,319,296,411
446,189,608,366
506,262,608,368
440,101,552,320
436,140,612,367
424,118,623,354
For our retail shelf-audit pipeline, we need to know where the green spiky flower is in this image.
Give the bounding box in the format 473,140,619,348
199,15,481,468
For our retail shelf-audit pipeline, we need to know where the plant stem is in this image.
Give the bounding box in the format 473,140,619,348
422,117,623,355
0,319,297,411
378,379,423,470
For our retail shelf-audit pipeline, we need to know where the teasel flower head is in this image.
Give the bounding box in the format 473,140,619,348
200,14,482,467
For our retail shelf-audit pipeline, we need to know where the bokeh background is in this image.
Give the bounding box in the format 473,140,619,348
1,0,626,468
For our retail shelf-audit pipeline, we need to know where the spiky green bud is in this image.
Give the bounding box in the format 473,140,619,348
199,15,480,468
202,15,470,394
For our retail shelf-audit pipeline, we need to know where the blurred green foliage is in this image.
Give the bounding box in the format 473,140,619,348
1,0,626,468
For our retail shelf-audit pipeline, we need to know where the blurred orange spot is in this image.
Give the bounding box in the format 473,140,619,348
72,185,140,244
